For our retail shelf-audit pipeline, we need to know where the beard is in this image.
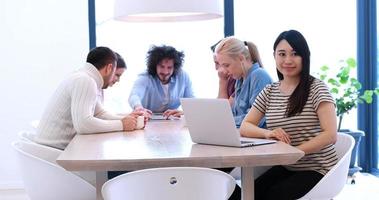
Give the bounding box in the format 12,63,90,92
102,83,109,89
102,74,113,89
158,74,171,84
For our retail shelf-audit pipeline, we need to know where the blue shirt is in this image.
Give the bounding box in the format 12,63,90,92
128,70,194,112
233,63,272,128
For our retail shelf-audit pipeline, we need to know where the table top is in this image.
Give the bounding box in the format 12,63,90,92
57,119,304,171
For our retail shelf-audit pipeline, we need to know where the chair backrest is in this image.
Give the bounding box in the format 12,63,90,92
12,141,95,200
298,132,355,200
16,132,62,163
102,167,236,200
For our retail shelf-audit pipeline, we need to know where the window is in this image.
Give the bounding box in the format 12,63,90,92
95,0,224,113
93,0,379,174
234,0,357,129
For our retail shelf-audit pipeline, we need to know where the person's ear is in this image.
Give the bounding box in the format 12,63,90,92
238,54,244,62
106,63,113,74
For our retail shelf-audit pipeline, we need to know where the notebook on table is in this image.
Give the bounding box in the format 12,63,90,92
180,98,276,148
151,113,167,120
150,113,180,120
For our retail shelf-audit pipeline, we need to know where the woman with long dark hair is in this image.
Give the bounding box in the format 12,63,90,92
240,30,338,199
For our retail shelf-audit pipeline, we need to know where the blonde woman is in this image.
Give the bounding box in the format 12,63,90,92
215,37,272,128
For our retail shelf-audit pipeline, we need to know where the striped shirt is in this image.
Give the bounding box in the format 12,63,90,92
253,78,338,175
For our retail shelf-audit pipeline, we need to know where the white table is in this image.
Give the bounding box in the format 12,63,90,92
57,119,304,200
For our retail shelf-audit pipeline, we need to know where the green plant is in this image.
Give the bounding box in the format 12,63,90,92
319,58,379,131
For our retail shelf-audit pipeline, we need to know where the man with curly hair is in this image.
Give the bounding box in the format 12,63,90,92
128,45,194,119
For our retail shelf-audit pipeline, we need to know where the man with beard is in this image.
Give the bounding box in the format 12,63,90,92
34,47,143,150
128,45,194,119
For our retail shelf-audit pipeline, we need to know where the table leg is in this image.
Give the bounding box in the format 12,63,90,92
96,171,107,200
241,167,254,200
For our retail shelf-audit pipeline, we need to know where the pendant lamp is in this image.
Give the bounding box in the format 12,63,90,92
114,0,223,22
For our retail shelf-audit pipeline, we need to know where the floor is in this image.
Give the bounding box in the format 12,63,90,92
0,173,378,200
334,173,379,200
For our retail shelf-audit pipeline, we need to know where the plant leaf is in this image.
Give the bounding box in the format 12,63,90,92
350,78,362,90
346,58,356,68
328,78,340,86
320,74,326,81
331,88,339,94
320,65,329,71
361,90,374,103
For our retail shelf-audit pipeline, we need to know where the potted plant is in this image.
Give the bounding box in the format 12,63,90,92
318,58,379,182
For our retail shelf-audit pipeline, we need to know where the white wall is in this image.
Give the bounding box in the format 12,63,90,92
0,0,88,189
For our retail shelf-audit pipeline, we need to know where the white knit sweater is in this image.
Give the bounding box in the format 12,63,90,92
34,63,123,150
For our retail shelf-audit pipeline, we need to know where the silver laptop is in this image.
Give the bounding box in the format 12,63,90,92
181,98,276,148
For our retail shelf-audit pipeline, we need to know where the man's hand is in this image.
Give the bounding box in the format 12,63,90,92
130,110,148,126
121,115,138,131
163,109,183,119
134,106,152,120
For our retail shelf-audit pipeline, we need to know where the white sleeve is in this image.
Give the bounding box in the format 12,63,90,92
95,100,124,120
71,77,123,134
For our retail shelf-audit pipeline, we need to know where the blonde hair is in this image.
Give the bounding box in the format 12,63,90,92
215,37,263,68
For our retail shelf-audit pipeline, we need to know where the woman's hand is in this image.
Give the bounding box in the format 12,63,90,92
266,128,291,144
217,67,230,81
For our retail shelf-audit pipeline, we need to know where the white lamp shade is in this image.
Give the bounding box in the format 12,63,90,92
114,0,223,22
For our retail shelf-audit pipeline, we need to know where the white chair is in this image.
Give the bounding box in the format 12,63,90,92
102,167,236,200
17,131,96,186
12,141,96,200
18,130,36,143
298,132,355,200
30,119,40,129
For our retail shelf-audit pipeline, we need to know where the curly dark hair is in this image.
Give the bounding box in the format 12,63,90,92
146,45,185,77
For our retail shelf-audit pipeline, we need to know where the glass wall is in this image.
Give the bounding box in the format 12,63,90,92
96,0,224,113
94,0,379,173
234,0,357,130
95,0,357,128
